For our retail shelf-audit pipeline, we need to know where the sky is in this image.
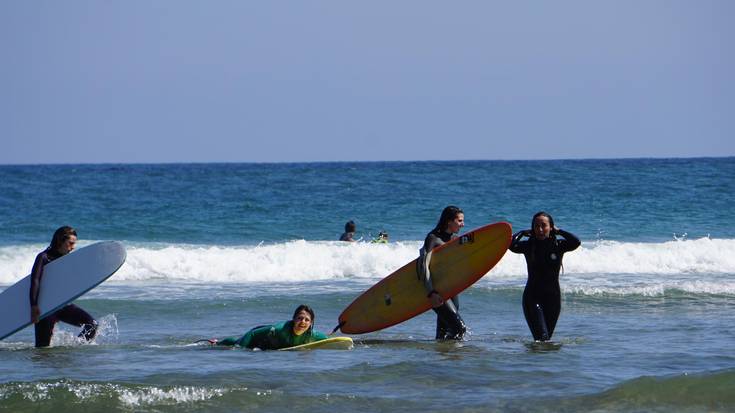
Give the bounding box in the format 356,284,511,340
1,1,733,164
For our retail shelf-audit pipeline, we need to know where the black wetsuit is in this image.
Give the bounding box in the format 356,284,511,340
30,248,97,347
510,229,580,341
418,230,467,340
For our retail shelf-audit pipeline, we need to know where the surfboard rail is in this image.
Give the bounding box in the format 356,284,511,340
337,222,512,334
0,241,127,341
279,336,354,351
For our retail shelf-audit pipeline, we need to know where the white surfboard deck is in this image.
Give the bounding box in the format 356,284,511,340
0,241,126,341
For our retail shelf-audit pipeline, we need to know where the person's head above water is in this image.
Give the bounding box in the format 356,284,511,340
532,211,556,241
291,304,315,336
432,206,464,234
344,220,356,233
50,226,77,255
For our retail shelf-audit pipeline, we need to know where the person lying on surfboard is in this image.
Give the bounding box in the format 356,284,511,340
371,231,389,243
509,211,580,342
210,305,329,350
29,226,98,347
417,206,468,340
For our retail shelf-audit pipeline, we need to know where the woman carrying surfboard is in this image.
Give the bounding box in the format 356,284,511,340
417,206,468,340
29,226,98,347
212,304,329,350
509,212,580,342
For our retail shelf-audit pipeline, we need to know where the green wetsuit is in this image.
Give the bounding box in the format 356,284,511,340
217,320,328,350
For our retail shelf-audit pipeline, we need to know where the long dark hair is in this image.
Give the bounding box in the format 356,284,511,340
344,221,356,233
531,211,556,240
432,205,463,234
50,226,77,255
292,304,315,333
530,211,564,273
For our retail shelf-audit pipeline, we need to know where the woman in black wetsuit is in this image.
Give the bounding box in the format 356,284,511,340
510,212,580,342
29,226,98,347
417,206,468,340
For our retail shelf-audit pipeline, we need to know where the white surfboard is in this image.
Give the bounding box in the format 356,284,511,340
0,241,126,341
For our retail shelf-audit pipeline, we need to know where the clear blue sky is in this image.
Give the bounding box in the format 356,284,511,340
1,1,733,164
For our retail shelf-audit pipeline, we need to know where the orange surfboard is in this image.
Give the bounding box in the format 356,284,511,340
337,222,512,334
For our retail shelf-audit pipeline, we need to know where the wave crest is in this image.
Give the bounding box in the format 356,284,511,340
1,238,734,296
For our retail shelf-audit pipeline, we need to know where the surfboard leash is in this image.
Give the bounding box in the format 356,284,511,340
329,321,346,335
193,338,218,345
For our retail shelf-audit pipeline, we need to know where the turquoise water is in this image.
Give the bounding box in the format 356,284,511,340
1,158,733,244
1,158,734,412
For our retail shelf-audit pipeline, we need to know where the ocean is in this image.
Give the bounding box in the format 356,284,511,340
1,158,733,412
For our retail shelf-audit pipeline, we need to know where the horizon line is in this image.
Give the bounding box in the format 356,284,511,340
0,155,733,167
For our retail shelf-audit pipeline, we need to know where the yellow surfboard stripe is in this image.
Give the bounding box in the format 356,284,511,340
279,336,354,351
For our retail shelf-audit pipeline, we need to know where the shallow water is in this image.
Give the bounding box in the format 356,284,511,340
1,158,734,412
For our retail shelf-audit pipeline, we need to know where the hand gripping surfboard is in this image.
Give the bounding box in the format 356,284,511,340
0,241,127,341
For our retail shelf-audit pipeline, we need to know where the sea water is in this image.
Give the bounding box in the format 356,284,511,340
0,158,733,412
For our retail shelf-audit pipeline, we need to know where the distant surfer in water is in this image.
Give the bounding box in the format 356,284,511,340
371,231,389,243
509,212,580,341
340,220,357,242
417,206,468,340
212,305,328,350
29,226,98,347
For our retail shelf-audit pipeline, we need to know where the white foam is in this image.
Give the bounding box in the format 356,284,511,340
489,237,735,278
0,243,45,285
0,241,420,285
486,237,735,296
49,314,118,346
2,238,734,295
1,381,239,407
117,385,229,407
116,240,419,282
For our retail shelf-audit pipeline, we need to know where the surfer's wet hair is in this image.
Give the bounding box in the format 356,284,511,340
50,226,77,254
344,220,356,233
434,206,464,233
